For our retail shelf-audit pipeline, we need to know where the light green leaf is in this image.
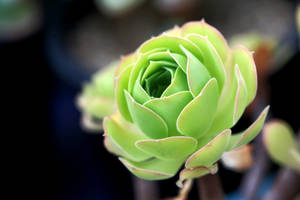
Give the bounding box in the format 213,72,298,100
186,34,226,90
132,71,151,104
169,52,188,73
144,91,193,136
263,120,300,172
138,35,203,62
103,113,151,162
185,129,231,168
148,51,175,62
206,64,249,137
141,60,177,81
181,45,211,97
135,136,197,160
119,157,185,180
125,90,168,139
181,20,230,63
128,48,167,93
115,53,137,76
177,78,219,138
226,106,269,151
161,68,188,97
115,65,133,122
233,65,248,123
232,46,257,104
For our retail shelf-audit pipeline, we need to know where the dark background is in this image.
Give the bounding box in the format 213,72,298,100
2,0,299,199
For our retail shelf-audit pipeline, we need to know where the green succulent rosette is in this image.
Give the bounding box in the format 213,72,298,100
103,20,269,184
78,62,117,130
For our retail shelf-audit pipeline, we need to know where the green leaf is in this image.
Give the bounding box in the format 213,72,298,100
177,79,219,138
161,68,189,97
185,129,231,168
93,61,117,98
233,65,248,123
181,46,211,97
103,113,151,162
181,20,230,63
148,51,175,62
132,71,151,104
226,106,269,151
116,53,137,76
263,120,300,171
128,48,167,93
144,91,193,136
115,65,133,122
206,64,249,137
169,52,188,73
186,34,226,90
177,164,218,187
119,157,185,180
232,46,257,104
148,50,188,73
135,136,197,160
125,90,168,139
141,60,177,81
138,35,203,62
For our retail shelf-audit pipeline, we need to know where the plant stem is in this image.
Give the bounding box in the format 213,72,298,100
264,168,300,200
241,93,271,200
240,133,271,200
132,176,159,200
197,174,224,200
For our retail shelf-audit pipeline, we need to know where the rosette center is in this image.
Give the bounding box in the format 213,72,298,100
142,67,175,98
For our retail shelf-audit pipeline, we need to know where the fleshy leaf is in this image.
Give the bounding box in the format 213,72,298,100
125,90,168,139
115,65,133,122
161,68,188,97
177,164,218,188
141,60,177,81
148,51,175,62
103,113,151,162
116,53,137,76
177,78,219,138
232,46,257,104
104,135,123,156
186,34,226,90
206,64,249,137
128,48,167,93
169,52,188,73
226,106,269,151
135,136,197,160
185,129,231,168
144,91,193,136
119,157,185,180
181,45,211,97
164,25,182,36
233,65,248,123
263,120,300,171
138,35,203,62
181,20,229,63
132,71,151,104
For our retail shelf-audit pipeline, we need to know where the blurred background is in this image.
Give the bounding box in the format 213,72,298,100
3,0,299,199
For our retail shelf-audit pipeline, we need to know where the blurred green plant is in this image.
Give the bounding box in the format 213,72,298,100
95,0,145,16
77,61,117,131
100,20,269,185
263,120,300,172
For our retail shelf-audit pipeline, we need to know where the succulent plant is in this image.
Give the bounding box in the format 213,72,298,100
77,61,117,130
102,20,269,184
263,120,300,172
